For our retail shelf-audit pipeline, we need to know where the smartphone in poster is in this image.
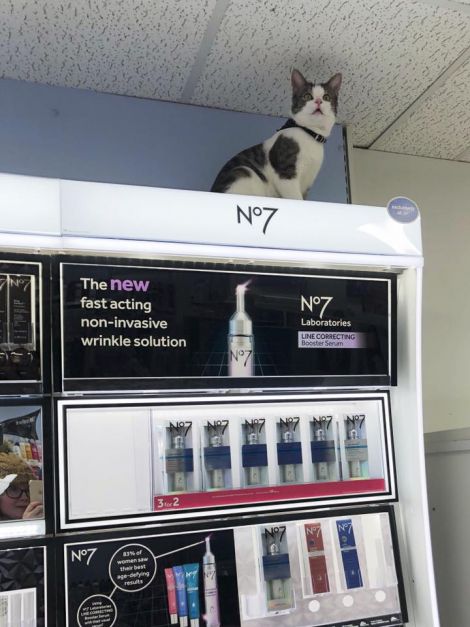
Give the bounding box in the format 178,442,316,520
64,509,406,627
60,261,396,391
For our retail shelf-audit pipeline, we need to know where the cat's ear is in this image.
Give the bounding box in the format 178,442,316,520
291,68,308,93
326,73,342,95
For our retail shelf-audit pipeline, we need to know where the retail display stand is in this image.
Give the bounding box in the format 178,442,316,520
0,171,438,627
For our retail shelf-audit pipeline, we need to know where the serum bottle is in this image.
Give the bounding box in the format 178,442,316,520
277,418,302,484
261,526,294,612
204,421,231,490
165,422,193,493
228,281,254,377
344,415,368,479
242,419,268,487
203,536,220,627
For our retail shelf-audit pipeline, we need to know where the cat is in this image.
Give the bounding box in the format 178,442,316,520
211,69,342,200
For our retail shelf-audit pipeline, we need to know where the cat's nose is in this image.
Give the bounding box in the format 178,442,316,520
314,98,322,105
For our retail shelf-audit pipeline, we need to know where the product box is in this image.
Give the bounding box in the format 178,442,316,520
56,392,395,531
60,506,407,627
0,259,44,394
58,258,396,392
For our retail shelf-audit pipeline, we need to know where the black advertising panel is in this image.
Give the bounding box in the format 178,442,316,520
62,507,407,627
0,545,47,626
0,260,43,394
59,260,396,392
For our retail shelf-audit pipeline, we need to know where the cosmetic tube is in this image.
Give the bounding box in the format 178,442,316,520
203,537,220,627
184,563,200,627
173,566,189,627
164,568,179,624
228,281,254,377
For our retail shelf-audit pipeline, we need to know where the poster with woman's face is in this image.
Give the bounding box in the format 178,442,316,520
0,406,43,523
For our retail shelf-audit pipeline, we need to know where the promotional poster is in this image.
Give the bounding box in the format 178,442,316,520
64,508,406,627
60,260,396,391
0,405,44,526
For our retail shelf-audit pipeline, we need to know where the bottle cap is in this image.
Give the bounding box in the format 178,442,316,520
170,614,178,624
190,619,200,627
180,617,188,627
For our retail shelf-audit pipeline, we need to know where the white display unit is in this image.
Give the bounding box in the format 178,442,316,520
0,172,438,627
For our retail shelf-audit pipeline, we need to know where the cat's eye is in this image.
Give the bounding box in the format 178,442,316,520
323,93,331,102
303,93,313,101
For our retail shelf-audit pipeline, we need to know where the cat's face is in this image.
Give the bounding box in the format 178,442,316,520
290,69,342,137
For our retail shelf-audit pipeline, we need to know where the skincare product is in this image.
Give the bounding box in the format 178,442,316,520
344,415,368,479
228,281,254,376
19,442,28,461
184,563,200,627
0,275,8,347
304,523,330,594
166,422,194,493
30,441,39,462
336,519,363,589
24,442,33,461
164,568,179,624
203,421,231,490
277,418,302,484
173,565,189,627
242,419,267,486
261,526,294,612
310,416,335,482
203,537,220,627
8,274,35,350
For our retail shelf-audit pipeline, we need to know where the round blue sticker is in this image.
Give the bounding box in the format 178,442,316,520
387,197,420,223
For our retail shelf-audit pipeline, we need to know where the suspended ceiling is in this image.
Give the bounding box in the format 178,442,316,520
0,0,469,162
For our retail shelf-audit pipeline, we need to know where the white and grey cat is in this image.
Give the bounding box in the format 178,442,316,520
211,69,342,200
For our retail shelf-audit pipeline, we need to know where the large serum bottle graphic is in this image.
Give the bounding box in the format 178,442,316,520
228,281,254,377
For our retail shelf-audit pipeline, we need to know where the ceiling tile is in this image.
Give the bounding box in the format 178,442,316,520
0,0,217,100
190,0,470,146
373,58,470,159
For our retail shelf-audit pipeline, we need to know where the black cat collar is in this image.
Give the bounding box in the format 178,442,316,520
278,118,327,144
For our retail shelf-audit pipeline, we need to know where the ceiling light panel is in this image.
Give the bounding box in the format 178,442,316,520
373,58,470,160
0,0,217,100
191,0,470,147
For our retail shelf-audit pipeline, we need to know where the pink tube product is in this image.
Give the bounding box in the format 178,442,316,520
165,568,179,624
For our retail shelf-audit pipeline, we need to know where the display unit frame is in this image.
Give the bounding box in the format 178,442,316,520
57,504,408,627
55,391,397,531
0,172,439,627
